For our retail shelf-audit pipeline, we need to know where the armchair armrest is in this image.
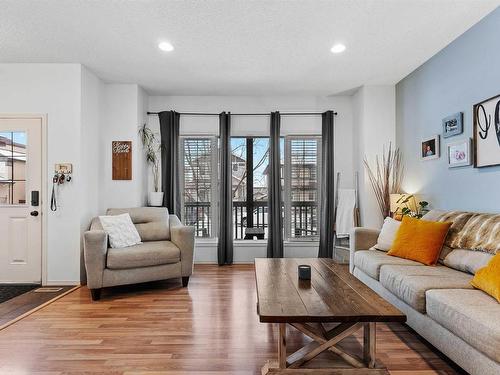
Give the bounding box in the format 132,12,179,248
83,230,108,289
349,227,380,273
169,215,195,277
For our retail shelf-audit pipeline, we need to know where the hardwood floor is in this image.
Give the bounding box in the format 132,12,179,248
0,286,77,328
0,265,463,374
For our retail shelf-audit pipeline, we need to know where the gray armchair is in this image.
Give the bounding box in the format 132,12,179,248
83,207,194,301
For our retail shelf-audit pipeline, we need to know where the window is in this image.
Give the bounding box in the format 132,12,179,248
0,131,27,205
231,137,285,240
180,137,218,238
285,137,321,240
179,134,320,242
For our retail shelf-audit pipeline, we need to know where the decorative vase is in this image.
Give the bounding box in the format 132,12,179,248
148,192,164,207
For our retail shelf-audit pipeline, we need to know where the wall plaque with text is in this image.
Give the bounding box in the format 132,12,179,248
112,141,132,180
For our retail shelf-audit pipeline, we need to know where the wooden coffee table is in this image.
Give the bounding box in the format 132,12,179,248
255,258,406,374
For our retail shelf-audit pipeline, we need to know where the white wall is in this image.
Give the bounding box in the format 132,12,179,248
0,63,83,284
80,66,102,282
0,64,149,284
99,84,147,212
353,85,396,229
148,95,354,262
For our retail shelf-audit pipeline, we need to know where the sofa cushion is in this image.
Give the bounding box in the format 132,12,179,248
353,249,423,280
426,289,500,363
107,207,170,241
107,241,180,270
444,248,493,274
379,265,473,313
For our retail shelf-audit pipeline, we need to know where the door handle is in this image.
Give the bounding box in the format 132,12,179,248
30,211,39,217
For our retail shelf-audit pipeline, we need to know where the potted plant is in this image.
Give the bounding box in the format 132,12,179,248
398,195,429,218
139,123,163,206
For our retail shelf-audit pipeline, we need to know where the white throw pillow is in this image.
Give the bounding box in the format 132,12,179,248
373,217,401,251
443,249,493,274
99,213,142,248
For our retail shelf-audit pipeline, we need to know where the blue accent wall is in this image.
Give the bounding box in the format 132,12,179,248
396,7,500,213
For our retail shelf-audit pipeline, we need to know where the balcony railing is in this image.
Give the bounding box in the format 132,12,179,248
184,201,318,240
184,202,212,238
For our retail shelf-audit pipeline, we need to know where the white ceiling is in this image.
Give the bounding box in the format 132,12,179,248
1,0,498,96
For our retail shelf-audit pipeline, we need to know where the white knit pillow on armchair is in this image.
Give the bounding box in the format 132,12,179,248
99,213,142,248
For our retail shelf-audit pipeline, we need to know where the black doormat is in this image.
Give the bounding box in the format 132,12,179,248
0,284,39,304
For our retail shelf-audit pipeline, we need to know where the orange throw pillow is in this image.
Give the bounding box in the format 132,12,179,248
388,216,451,265
471,253,500,303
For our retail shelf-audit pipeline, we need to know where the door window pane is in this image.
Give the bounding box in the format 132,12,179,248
0,131,27,205
13,181,26,204
230,137,284,240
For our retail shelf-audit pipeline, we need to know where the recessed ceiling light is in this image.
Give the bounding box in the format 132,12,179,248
158,41,174,52
330,43,346,54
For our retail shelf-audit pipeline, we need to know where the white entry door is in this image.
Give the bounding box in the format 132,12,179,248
0,117,42,283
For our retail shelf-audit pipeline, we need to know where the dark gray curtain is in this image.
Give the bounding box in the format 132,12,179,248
318,110,335,258
158,110,181,215
267,111,284,258
218,112,233,265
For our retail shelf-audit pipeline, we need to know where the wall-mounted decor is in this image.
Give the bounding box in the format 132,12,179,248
112,141,132,180
447,138,472,168
421,135,440,160
442,112,463,138
473,94,500,168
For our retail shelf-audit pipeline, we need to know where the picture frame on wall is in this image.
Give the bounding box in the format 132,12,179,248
473,94,500,168
442,112,463,138
421,135,440,160
447,138,472,168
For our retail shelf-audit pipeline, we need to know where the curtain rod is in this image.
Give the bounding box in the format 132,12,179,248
147,111,338,116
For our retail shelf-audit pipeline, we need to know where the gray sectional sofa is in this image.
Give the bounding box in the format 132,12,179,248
350,210,499,375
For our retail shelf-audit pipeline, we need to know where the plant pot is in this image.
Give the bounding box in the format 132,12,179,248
148,192,164,207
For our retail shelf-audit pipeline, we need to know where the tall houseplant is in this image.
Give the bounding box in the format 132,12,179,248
139,123,163,206
363,144,404,219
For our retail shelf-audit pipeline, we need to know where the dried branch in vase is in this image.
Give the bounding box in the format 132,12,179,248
363,144,404,219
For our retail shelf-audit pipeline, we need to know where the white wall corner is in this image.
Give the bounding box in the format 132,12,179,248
352,85,396,229
99,83,147,212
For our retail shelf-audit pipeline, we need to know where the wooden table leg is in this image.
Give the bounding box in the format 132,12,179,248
278,323,287,369
364,322,376,368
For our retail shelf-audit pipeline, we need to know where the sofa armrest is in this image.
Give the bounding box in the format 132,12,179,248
83,230,108,289
349,227,380,273
170,215,195,277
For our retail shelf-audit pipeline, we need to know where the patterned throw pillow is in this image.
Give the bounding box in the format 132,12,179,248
99,213,142,248
434,211,500,255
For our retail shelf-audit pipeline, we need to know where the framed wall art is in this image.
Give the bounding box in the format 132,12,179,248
473,94,500,168
442,112,463,138
447,138,472,168
421,135,440,160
